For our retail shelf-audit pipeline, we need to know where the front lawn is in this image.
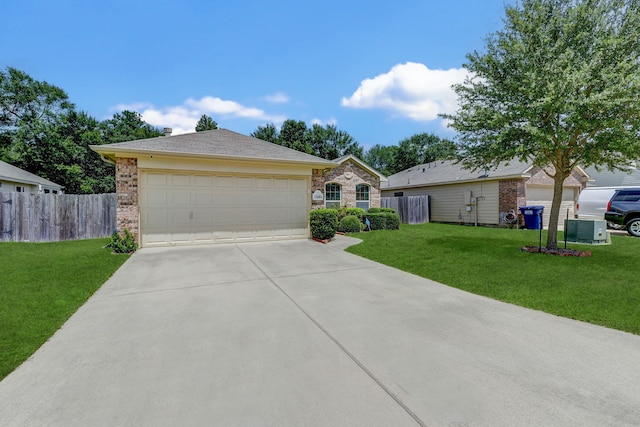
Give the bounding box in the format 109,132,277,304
346,223,640,335
0,239,129,380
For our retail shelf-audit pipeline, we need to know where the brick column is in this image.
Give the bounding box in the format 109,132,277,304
311,168,326,210
499,179,526,213
115,158,139,242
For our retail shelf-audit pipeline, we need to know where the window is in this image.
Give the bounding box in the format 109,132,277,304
356,184,370,211
394,192,404,197
15,186,24,193
325,183,341,208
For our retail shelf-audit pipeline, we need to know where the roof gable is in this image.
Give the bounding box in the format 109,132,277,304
333,154,388,182
91,129,335,167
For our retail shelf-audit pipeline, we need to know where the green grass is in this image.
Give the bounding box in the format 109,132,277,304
0,239,129,380
346,223,640,335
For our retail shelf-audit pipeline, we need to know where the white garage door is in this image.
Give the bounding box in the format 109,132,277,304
526,186,577,228
140,171,309,247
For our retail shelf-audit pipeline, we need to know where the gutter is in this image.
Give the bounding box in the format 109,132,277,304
382,173,531,191
90,146,337,169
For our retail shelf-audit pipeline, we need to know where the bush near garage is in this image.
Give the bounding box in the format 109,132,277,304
309,208,339,240
338,215,363,233
105,229,138,253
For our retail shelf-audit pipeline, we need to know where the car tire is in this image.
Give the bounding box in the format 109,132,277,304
626,218,640,237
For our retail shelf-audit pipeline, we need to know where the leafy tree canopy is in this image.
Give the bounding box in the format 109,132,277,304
99,110,162,144
195,114,218,131
391,133,456,174
443,0,640,248
252,120,363,160
364,144,398,177
0,67,163,193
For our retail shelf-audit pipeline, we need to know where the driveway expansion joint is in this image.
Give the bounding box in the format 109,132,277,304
237,245,427,427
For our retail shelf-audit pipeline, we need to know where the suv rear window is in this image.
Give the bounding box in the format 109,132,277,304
614,190,640,202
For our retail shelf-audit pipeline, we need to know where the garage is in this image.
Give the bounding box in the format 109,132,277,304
91,129,335,247
526,185,579,228
140,171,309,246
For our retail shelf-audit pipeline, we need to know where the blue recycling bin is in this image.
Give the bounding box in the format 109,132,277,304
519,206,544,229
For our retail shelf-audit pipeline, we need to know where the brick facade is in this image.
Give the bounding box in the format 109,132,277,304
115,158,139,242
499,179,526,213
312,159,381,210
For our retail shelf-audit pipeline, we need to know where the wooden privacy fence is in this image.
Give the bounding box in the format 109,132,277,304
382,195,430,224
0,192,116,242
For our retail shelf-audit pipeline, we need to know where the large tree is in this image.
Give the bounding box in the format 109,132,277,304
251,120,363,160
251,123,278,143
364,144,398,176
0,67,87,190
391,133,457,175
99,110,163,143
444,0,640,249
195,114,218,131
307,123,363,160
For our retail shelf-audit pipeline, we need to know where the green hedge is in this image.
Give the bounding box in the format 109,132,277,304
309,208,338,240
366,212,400,230
338,215,362,233
367,207,396,214
336,207,366,221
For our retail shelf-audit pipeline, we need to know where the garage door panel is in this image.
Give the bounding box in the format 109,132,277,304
193,175,213,187
169,174,191,186
170,192,190,205
140,171,309,247
216,176,235,187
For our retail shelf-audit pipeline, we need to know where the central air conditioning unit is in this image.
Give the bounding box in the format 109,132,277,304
564,219,608,244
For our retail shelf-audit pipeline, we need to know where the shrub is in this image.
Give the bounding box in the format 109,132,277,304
338,215,362,233
337,207,366,221
368,207,396,214
309,208,338,240
106,229,138,253
366,213,401,230
384,213,400,230
366,213,387,230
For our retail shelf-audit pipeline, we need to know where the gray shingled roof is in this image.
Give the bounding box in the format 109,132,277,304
383,160,533,189
0,160,63,189
91,129,335,166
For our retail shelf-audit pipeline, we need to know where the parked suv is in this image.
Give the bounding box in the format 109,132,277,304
605,188,640,237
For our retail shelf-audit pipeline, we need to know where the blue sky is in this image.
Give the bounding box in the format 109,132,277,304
2,0,511,151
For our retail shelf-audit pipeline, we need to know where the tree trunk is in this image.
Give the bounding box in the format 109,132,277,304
546,174,567,249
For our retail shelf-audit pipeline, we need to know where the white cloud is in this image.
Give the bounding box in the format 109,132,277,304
263,92,290,104
114,96,286,135
341,62,469,122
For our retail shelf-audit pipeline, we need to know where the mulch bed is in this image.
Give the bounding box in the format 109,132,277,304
520,246,592,257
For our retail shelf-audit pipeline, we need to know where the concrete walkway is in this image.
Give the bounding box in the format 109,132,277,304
2,236,640,426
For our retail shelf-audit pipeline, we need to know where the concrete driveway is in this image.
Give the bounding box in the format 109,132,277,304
2,237,640,426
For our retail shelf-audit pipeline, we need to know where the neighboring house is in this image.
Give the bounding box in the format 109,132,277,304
91,129,342,247
381,160,589,227
0,160,63,194
313,154,387,211
583,164,640,187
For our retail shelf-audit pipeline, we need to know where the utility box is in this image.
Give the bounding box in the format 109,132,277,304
564,219,608,244
464,190,474,205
